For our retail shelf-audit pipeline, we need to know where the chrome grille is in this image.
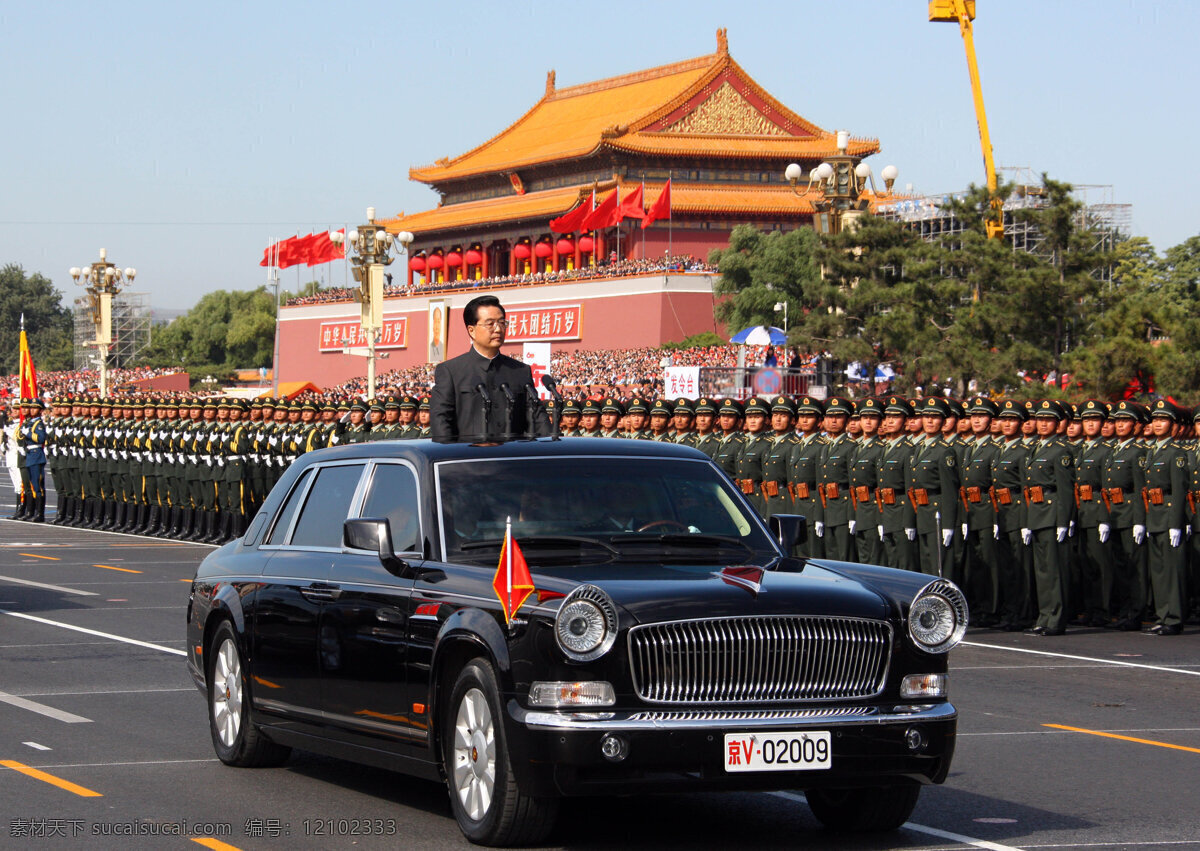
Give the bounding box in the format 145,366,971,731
628,616,891,704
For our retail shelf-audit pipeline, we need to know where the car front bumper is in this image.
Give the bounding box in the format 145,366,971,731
506,701,957,796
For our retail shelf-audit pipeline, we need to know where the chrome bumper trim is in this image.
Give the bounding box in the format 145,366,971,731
515,701,956,731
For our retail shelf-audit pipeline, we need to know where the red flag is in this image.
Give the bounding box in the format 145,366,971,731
642,180,671,229
493,520,534,624
549,191,594,233
307,231,345,266
18,319,37,420
272,236,299,268
618,183,645,220
581,189,620,231
259,242,275,267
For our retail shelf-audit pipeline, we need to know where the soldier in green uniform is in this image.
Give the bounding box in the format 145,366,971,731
711,398,744,480
1140,400,1188,634
598,399,624,438
906,398,960,578
879,397,917,571
732,396,771,517
558,400,582,437
624,398,651,439
672,399,696,446
577,400,602,437
691,398,719,457
818,397,857,561
960,397,1000,622
760,396,797,519
788,396,827,558
1075,401,1114,626
416,396,432,437
647,400,672,441
342,399,372,443
397,396,421,439
1101,400,1148,630
849,397,886,566
1021,400,1075,635
1188,408,1200,624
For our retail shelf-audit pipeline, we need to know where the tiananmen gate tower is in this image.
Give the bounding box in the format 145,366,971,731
274,30,886,386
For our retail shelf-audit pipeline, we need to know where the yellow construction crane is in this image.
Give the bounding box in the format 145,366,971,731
929,0,1004,238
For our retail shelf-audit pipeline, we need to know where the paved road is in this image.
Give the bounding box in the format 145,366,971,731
1,505,1198,850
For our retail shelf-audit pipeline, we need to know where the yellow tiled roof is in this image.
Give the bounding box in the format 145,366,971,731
408,36,876,184
382,185,595,235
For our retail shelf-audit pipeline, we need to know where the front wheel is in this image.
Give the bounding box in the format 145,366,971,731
207,620,291,767
804,784,920,832
443,659,558,846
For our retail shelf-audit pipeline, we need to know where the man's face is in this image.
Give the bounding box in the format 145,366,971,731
797,413,820,434
1021,418,1036,436
468,305,507,353
349,410,364,425
229,408,242,421
1034,416,1057,437
287,410,300,423
999,417,1020,437
1066,420,1083,439
825,413,848,436
970,414,991,435
1102,420,1116,438
560,412,580,430
1114,418,1134,439
649,414,669,434
744,412,767,433
770,411,793,433
906,416,923,434
942,416,958,436
273,409,286,423
921,414,943,436
399,409,415,425
694,413,714,434
417,409,430,426
672,413,693,432
301,410,315,423
369,410,383,425
860,414,881,437
1150,416,1173,438
217,407,229,422
1083,417,1103,438
846,417,862,437
580,412,600,431
204,408,217,421
600,412,619,429
717,413,738,433
385,409,400,424
627,412,647,431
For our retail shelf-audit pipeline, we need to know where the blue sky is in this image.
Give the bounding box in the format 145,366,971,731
1,1,1195,312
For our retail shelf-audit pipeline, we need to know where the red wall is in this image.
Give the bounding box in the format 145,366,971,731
275,274,721,388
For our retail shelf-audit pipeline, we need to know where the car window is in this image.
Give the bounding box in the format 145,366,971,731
290,464,365,549
265,468,314,545
359,462,421,554
438,457,769,559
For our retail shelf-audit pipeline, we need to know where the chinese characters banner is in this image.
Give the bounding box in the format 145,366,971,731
503,304,582,342
318,315,408,352
664,366,701,399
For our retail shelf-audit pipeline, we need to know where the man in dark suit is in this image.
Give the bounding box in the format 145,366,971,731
431,295,551,442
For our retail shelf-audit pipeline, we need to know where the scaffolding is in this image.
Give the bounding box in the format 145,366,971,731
73,291,152,370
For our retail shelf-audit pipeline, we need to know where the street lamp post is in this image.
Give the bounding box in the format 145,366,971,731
785,131,898,235
331,208,413,401
773,301,788,334
70,249,135,397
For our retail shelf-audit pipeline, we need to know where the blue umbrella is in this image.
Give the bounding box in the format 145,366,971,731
730,325,787,346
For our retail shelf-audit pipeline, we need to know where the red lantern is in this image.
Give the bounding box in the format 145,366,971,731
555,238,575,255
534,241,553,259
513,243,532,260
445,251,463,267
465,249,483,265
427,254,444,270
578,235,594,253
408,255,427,272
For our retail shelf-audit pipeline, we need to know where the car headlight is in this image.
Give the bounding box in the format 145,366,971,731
554,584,618,662
908,579,968,653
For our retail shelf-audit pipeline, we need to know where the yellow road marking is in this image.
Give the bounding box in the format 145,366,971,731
93,564,142,574
180,578,193,583
19,553,59,561
1045,723,1200,754
0,759,102,797
191,838,243,850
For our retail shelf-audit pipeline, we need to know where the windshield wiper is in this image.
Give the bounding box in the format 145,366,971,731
615,533,754,554
460,535,619,555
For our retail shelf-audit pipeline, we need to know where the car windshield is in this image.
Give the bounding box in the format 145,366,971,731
437,456,775,562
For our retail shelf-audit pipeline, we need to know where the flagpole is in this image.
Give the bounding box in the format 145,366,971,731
505,516,513,617
668,170,673,259
640,175,646,260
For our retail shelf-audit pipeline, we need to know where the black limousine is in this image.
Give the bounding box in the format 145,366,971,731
187,438,965,846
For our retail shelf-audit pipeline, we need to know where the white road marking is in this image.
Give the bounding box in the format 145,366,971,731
961,641,1200,678
960,727,1200,738
771,791,1026,850
0,690,92,723
0,610,187,657
0,575,98,597
20,688,192,696
22,742,51,751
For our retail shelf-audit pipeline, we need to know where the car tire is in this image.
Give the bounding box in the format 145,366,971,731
804,784,920,832
443,659,558,846
207,620,291,767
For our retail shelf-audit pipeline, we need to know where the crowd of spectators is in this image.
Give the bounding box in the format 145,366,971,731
1,366,186,400
281,255,717,308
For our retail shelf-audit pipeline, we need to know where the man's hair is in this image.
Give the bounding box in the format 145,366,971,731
463,295,504,328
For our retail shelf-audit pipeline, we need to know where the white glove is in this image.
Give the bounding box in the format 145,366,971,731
905,527,916,541
1188,525,1192,538
1098,523,1110,543
1133,524,1146,545
848,520,856,535
877,525,885,541
941,528,953,548
814,521,824,537
1056,526,1067,543
1021,528,1032,545
993,523,1000,540
961,523,968,539
1170,528,1182,548
1068,520,1076,537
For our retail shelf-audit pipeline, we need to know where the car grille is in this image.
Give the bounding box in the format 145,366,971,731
628,616,891,704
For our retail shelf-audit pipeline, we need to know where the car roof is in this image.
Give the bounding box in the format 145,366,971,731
300,436,710,466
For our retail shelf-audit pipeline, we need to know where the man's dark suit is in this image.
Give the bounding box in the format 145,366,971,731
431,348,551,441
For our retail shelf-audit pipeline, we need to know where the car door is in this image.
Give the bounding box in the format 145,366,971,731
319,460,427,753
249,461,366,730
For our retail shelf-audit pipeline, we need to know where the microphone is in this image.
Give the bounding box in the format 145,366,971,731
541,374,563,402
498,383,517,405
474,383,492,441
498,383,518,440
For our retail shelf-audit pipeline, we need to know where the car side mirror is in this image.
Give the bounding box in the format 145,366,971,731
769,514,807,552
344,517,409,576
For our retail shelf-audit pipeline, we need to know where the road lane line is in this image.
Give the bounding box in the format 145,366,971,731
191,838,243,851
770,792,1026,850
22,743,51,751
0,760,102,797
0,691,92,723
18,552,60,560
962,640,1200,678
0,575,97,596
0,610,187,657
1044,723,1200,754
93,563,142,574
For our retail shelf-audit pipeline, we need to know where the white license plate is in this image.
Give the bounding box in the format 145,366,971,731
724,731,832,772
